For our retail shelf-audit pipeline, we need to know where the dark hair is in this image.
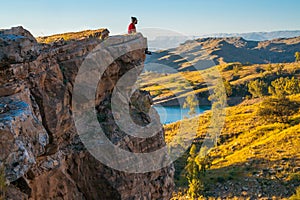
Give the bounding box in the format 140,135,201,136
131,17,137,22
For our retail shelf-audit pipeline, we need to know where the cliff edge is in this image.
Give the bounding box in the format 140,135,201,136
0,27,174,200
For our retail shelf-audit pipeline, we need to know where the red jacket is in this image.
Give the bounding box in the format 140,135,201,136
128,23,136,34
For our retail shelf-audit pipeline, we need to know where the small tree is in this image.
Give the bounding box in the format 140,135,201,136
185,145,204,199
183,95,199,116
268,77,300,98
248,79,268,98
208,79,227,145
208,79,227,107
268,77,286,98
223,80,233,97
284,77,300,95
185,145,199,180
295,52,300,62
195,146,212,175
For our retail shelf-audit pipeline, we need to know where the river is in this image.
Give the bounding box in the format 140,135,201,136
153,105,211,124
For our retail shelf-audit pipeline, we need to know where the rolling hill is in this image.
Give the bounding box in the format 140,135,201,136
145,30,300,51
145,36,300,73
139,62,300,106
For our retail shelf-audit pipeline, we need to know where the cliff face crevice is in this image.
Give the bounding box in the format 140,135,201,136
0,27,174,200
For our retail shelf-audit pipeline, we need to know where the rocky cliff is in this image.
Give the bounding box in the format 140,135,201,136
0,27,174,200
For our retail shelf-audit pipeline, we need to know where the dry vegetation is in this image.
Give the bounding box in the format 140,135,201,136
139,62,300,199
166,94,300,199
36,28,109,44
139,62,300,103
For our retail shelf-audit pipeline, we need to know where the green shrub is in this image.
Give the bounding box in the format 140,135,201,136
268,77,300,98
224,80,233,97
248,79,268,98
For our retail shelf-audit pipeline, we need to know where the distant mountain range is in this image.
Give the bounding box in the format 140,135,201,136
147,30,300,51
145,36,300,73
198,30,300,41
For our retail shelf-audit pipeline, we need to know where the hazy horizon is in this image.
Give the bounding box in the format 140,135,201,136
1,0,300,37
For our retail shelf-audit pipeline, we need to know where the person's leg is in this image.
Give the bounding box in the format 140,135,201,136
145,48,152,55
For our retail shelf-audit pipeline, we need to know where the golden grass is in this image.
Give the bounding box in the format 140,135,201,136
167,94,300,199
36,28,108,44
145,62,300,199
139,62,300,101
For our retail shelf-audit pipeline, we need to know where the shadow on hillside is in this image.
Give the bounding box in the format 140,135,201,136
146,47,216,72
202,157,300,199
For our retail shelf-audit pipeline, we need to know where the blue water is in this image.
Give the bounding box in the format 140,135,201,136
153,105,211,124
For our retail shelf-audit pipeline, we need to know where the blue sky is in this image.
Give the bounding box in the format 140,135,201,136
1,0,300,36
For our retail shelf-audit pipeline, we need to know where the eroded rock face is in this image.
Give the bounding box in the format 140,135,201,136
0,26,40,66
0,27,174,199
0,89,48,182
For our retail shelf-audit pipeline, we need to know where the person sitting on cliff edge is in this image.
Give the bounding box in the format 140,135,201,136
128,16,152,55
128,17,138,34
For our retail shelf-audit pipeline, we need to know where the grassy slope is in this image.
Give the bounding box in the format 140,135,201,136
165,94,300,199
140,62,300,198
139,62,300,103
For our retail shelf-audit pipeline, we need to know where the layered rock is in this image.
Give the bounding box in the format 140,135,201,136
0,27,174,199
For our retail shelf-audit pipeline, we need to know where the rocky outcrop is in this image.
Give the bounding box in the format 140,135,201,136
0,27,174,199
36,28,110,44
0,26,40,66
